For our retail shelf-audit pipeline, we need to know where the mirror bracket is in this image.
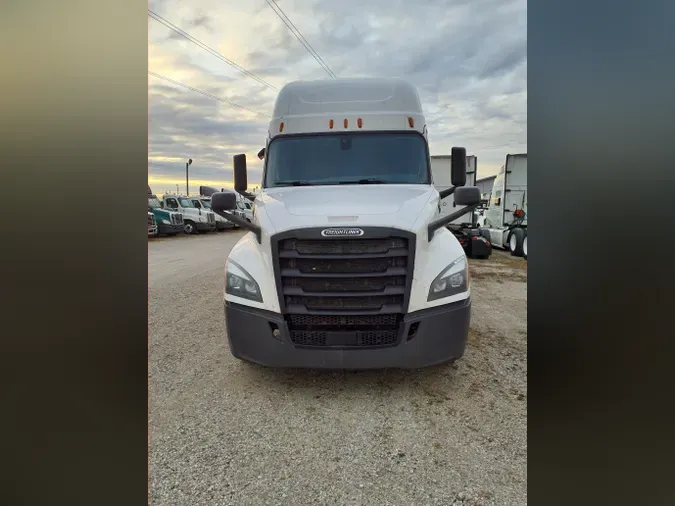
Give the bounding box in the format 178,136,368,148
213,209,262,243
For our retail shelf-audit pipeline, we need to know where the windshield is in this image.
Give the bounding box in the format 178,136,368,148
178,198,195,208
200,199,211,209
148,197,162,209
264,132,430,187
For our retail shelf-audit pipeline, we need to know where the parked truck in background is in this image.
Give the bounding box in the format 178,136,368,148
161,193,216,235
148,211,158,237
208,77,482,369
198,185,252,229
235,193,254,223
148,187,184,236
480,153,527,258
431,155,491,259
190,193,235,231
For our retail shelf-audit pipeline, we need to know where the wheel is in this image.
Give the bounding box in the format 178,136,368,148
508,228,525,257
184,221,198,235
523,234,527,260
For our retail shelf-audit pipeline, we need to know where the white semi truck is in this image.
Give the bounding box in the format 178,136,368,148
481,154,527,259
235,193,254,223
210,77,481,369
190,194,235,231
161,193,216,234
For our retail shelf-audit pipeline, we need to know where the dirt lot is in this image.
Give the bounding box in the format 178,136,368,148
149,230,527,506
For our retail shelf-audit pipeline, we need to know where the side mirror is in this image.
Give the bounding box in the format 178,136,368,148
454,186,480,206
257,148,265,160
233,154,248,194
211,191,237,212
451,147,467,187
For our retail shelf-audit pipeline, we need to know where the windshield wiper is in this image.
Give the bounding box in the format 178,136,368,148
274,180,312,186
338,178,387,185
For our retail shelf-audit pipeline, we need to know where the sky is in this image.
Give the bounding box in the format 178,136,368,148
148,0,526,195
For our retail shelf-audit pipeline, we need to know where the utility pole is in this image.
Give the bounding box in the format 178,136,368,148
186,158,193,196
175,184,179,194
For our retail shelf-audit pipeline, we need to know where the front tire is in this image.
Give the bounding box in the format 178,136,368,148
184,221,198,235
508,228,525,257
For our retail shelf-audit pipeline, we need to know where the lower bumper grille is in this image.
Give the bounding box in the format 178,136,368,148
290,329,399,347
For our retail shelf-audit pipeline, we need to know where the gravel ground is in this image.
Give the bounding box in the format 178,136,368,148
149,230,527,506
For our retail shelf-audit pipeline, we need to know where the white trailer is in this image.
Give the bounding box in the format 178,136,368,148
481,153,527,258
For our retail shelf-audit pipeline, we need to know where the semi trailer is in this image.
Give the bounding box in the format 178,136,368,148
209,77,481,369
480,154,527,259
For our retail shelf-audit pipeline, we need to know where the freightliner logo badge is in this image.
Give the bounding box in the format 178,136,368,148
321,228,364,237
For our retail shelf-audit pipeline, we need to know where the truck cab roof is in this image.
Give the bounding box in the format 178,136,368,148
270,77,426,137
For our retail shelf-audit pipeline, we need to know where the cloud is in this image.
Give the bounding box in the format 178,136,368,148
148,0,526,193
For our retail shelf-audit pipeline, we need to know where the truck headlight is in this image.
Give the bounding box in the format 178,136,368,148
161,219,170,225
428,255,469,301
225,259,263,302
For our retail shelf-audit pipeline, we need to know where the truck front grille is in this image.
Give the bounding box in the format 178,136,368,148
171,213,183,226
208,213,215,224
148,214,156,226
272,228,415,349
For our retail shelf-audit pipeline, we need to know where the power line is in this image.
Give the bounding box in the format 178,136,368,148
149,71,266,117
148,9,279,91
264,0,336,78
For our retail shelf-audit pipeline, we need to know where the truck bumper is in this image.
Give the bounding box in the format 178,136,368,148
216,221,234,230
158,223,183,235
197,222,217,232
224,298,471,369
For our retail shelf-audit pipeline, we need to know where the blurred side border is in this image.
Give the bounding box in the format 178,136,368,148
1,0,674,504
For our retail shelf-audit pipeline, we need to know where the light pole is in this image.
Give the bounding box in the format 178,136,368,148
186,158,193,196
175,184,179,194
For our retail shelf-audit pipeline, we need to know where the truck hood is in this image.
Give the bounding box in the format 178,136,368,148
258,184,437,233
